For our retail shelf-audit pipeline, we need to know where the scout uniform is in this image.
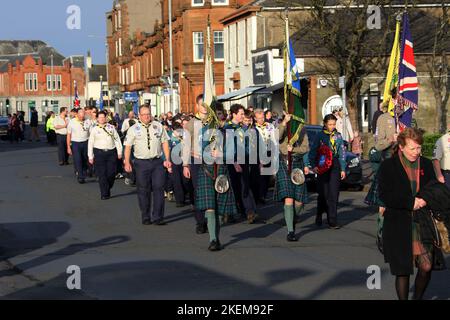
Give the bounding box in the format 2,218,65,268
88,123,123,199
274,123,310,239
54,115,69,164
67,117,90,183
183,113,237,250
223,120,258,223
125,120,169,224
309,129,346,228
433,131,450,190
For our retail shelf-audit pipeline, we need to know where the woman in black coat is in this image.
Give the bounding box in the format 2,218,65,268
378,128,439,300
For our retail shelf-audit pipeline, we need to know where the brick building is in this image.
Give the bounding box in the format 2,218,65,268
0,40,85,121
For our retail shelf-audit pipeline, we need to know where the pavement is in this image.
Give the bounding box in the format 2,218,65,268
0,134,449,300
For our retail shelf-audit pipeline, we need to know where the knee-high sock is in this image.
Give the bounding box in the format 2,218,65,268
284,205,294,233
295,203,303,217
205,210,218,242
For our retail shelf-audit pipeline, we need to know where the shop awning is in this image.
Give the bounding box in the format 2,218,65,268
217,85,265,102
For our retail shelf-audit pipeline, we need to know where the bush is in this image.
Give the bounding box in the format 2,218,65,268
422,133,442,158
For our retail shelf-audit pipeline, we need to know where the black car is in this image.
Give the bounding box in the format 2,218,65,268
0,116,8,139
304,125,363,190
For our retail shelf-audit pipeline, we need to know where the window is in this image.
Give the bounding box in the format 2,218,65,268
235,23,239,64
150,53,153,76
118,38,122,56
192,0,204,6
33,73,38,91
25,73,37,91
115,13,118,31
214,31,224,60
161,49,164,74
227,26,231,67
212,0,228,5
121,68,125,85
193,32,204,62
57,75,62,91
118,10,122,28
131,65,134,83
115,40,119,58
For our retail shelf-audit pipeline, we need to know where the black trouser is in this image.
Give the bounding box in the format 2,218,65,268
190,161,205,226
134,158,166,223
57,134,69,164
72,141,88,180
228,164,257,215
94,148,117,197
316,158,341,225
443,170,450,190
171,163,194,204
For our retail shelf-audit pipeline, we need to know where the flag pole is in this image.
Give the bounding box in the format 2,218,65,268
284,9,293,174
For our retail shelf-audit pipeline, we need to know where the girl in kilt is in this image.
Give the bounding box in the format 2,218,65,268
274,112,310,242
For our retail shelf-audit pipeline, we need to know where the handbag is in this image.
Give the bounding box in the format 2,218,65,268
430,210,450,254
376,213,384,254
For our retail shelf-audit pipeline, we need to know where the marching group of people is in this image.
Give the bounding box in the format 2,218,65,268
29,93,449,300
44,94,355,253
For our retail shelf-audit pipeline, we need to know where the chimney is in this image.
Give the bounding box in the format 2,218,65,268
86,50,92,69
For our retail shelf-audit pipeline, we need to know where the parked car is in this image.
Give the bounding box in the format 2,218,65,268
304,125,363,191
0,116,8,139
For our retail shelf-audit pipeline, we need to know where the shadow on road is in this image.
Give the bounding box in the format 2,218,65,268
2,260,315,299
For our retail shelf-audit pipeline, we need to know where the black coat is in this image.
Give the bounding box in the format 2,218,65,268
378,155,437,275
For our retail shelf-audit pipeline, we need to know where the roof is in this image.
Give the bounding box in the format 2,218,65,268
0,40,66,72
88,65,107,82
254,0,446,7
64,55,85,68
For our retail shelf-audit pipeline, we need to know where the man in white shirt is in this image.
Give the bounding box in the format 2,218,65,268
53,107,70,166
67,108,90,184
121,110,137,136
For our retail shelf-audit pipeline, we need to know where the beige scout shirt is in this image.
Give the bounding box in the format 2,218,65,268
67,118,90,142
124,121,169,159
433,133,450,170
278,124,309,156
88,123,123,160
53,116,69,135
375,112,396,152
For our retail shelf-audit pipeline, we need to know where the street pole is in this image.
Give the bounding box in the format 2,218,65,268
169,0,174,113
51,54,54,113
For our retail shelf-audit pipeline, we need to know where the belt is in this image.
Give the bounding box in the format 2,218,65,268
94,148,116,152
135,157,161,161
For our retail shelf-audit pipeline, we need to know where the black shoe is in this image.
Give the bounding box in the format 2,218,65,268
315,215,323,227
78,179,86,184
154,220,167,226
101,196,110,200
142,219,152,225
287,232,299,242
59,162,64,166
328,223,341,230
196,223,207,234
176,202,185,208
208,240,222,251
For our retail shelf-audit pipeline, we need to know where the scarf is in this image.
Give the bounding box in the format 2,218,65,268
398,150,420,196
323,129,337,154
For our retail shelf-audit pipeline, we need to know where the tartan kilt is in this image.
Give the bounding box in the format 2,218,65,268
195,164,238,216
274,156,309,203
364,173,385,207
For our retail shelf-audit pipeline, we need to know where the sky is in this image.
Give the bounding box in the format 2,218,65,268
0,0,113,64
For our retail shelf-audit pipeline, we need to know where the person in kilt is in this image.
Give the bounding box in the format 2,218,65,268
182,99,237,251
274,111,310,242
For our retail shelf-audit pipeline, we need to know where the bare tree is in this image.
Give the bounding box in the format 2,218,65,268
428,1,449,133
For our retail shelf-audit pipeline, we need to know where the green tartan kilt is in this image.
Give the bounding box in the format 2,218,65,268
274,156,309,203
195,164,238,216
364,170,385,207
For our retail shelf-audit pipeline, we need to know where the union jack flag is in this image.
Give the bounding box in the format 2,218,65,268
397,13,418,130
74,80,80,108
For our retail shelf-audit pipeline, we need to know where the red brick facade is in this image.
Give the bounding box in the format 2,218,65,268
0,56,85,98
108,0,253,114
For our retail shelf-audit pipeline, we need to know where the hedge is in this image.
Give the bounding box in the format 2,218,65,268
422,133,442,158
